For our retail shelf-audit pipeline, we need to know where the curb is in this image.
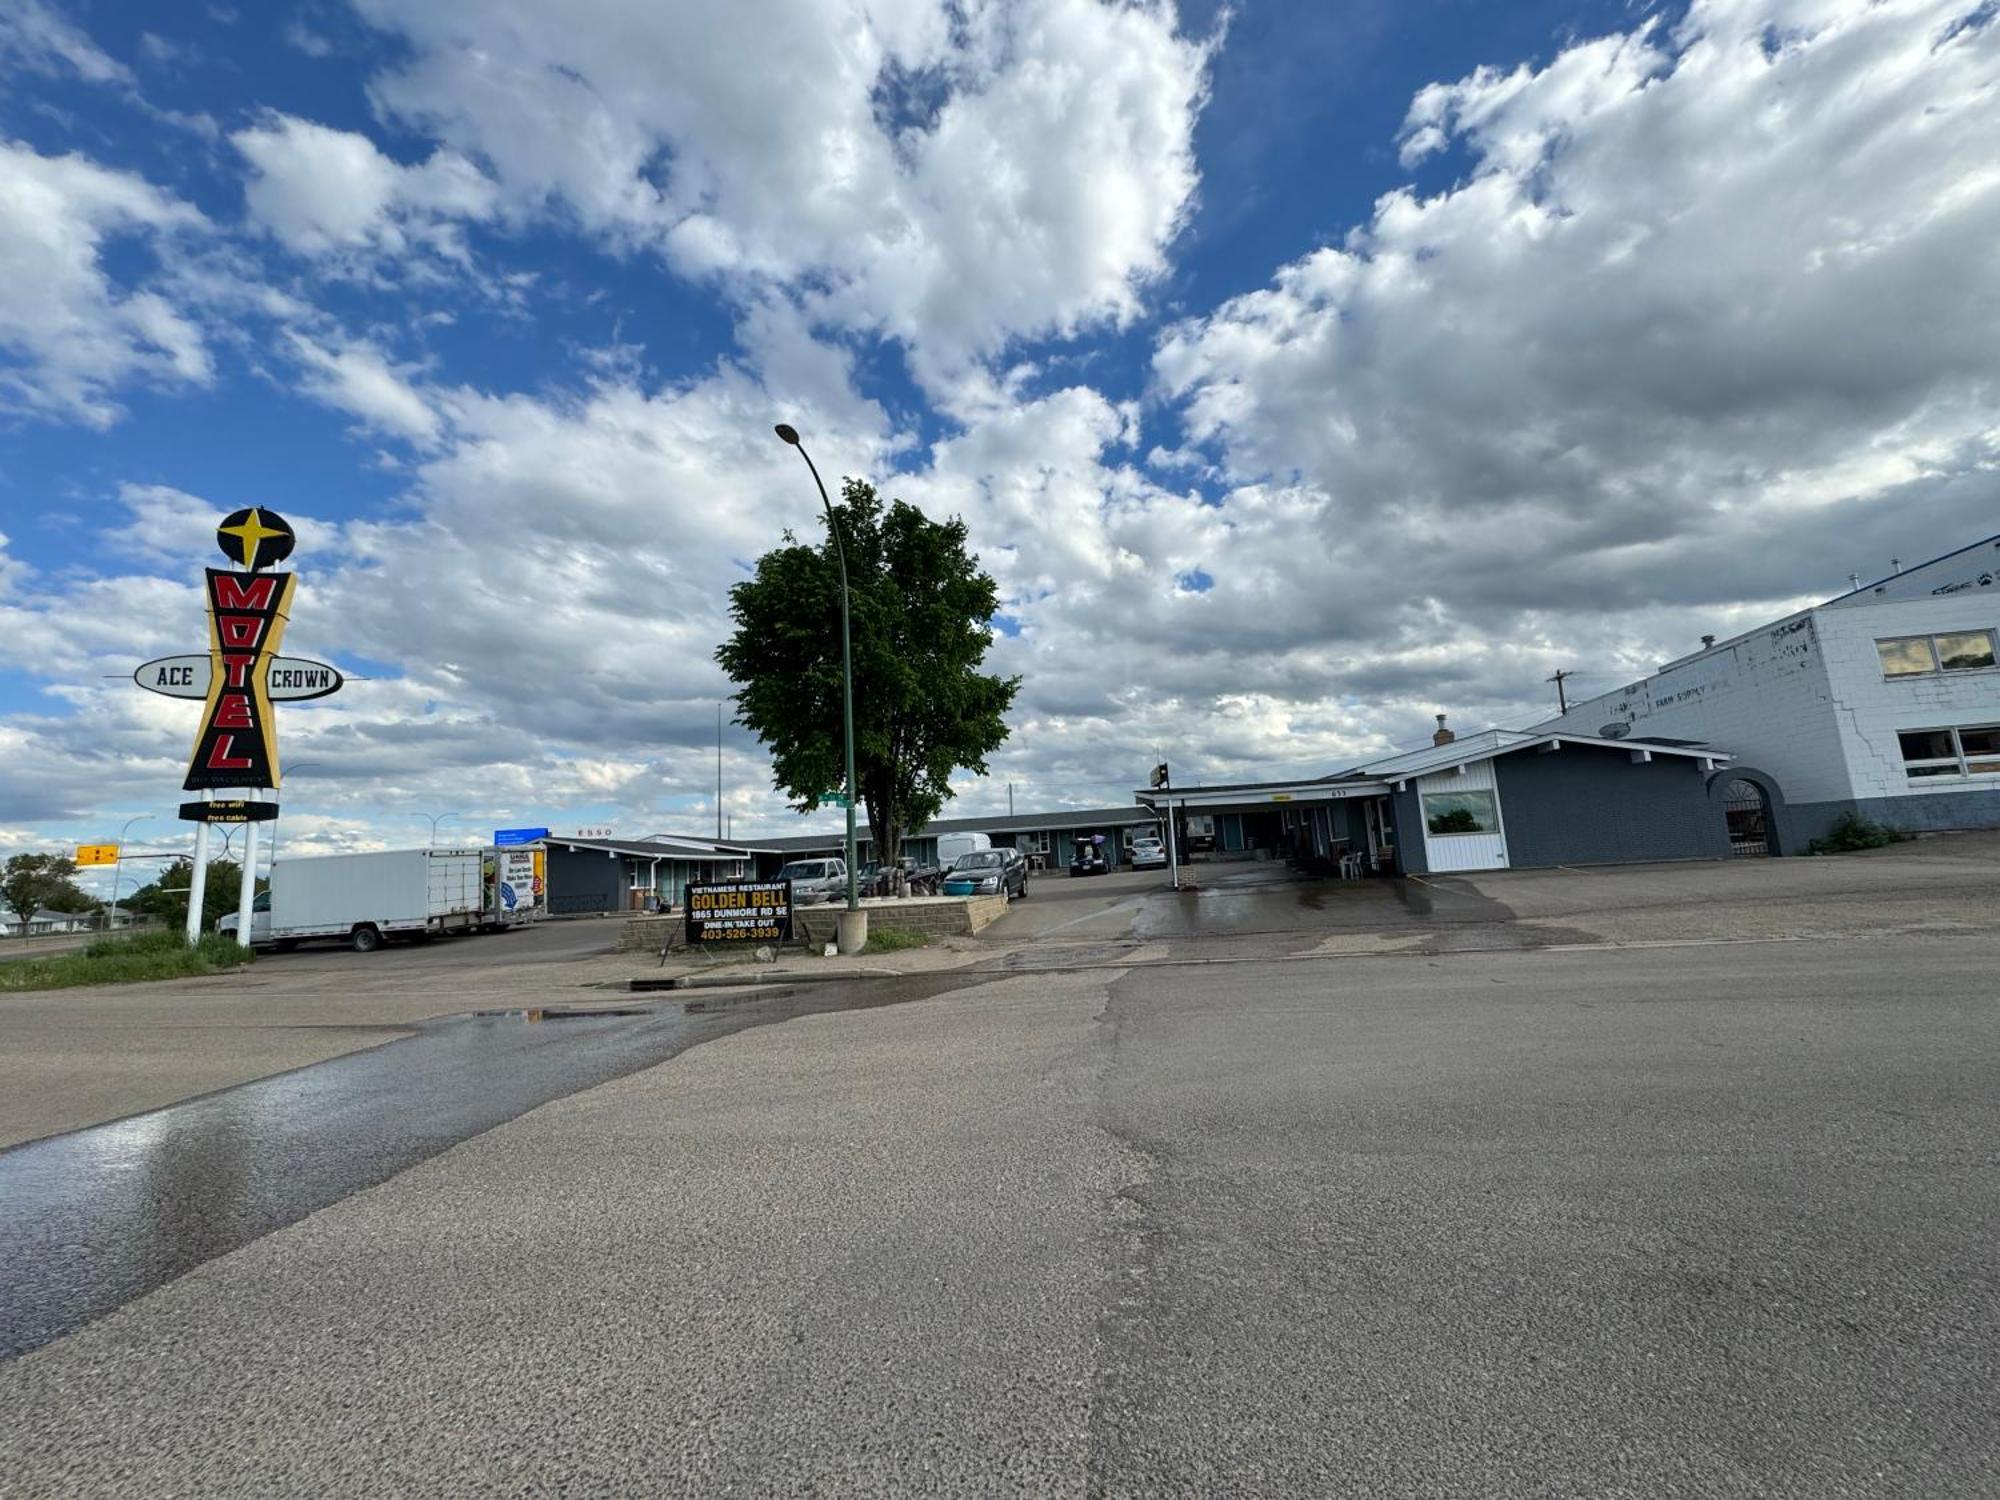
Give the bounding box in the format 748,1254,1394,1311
628,968,903,992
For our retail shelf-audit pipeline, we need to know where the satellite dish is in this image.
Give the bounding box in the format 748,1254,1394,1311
1599,722,1631,739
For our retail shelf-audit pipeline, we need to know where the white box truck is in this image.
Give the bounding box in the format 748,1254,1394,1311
934,831,992,867
220,847,495,952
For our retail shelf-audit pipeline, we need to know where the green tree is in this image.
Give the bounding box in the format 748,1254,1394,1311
127,857,242,933
1,853,89,928
718,478,1020,867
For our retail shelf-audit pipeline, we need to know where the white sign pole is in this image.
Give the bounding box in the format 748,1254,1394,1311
185,820,211,943
234,813,259,949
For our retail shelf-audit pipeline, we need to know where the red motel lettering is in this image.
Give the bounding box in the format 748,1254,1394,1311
218,615,262,649
213,575,278,611
205,736,254,770
213,693,254,729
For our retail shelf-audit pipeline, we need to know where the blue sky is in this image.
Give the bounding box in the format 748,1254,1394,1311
3,0,1998,883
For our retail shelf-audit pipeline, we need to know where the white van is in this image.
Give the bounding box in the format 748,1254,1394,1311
934,832,991,867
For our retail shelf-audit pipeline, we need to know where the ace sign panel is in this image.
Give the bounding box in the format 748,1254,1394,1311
684,881,792,944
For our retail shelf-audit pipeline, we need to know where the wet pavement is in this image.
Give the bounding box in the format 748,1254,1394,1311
0,973,979,1360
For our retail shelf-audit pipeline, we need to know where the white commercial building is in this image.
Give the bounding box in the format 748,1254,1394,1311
1541,533,2000,853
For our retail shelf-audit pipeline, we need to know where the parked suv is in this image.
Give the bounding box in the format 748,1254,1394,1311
774,858,848,904
942,848,1028,900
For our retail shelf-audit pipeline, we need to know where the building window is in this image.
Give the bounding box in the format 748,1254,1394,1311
1022,830,1050,854
1898,725,2000,779
1423,790,1500,835
1878,630,1997,678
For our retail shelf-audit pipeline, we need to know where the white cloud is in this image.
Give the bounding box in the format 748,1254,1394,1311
352,0,1211,387
231,112,498,260
0,141,211,426
286,333,442,444
0,0,131,86
1156,0,2000,674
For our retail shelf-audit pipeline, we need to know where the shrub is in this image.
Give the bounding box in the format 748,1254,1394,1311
861,926,931,954
1807,812,1904,855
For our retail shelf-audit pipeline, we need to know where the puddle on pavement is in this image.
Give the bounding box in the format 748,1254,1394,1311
0,970,984,1362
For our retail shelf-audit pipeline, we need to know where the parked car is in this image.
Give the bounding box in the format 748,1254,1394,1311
1128,837,1167,871
859,856,943,897
774,857,848,904
1070,844,1109,877
942,848,1028,899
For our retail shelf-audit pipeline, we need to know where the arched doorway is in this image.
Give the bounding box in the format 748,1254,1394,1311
1722,778,1772,857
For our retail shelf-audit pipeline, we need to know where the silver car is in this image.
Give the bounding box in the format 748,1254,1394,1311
1129,837,1168,871
774,858,847,904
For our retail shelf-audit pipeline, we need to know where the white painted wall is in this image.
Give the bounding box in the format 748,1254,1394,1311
1542,581,2000,808
1543,610,1852,801
1416,758,1508,872
1813,595,2000,803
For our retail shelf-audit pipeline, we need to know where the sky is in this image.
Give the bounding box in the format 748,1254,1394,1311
3,0,1998,889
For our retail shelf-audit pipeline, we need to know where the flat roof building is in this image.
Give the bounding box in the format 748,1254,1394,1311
1539,533,2000,853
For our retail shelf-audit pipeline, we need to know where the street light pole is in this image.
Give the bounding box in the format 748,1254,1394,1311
774,423,864,951
107,813,152,930
268,762,322,872
417,812,457,847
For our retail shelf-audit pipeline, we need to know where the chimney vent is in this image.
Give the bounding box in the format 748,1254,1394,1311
1433,713,1455,747
1701,634,1716,649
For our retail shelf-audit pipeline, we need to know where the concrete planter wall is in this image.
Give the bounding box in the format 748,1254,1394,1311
616,894,1008,955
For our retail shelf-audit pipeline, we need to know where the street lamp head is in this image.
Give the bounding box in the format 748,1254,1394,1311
773,423,800,446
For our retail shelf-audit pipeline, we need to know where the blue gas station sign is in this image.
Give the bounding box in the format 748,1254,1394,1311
493,827,549,846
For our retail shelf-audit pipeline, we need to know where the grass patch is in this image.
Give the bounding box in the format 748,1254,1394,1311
1807,812,1907,855
861,926,932,955
0,929,255,992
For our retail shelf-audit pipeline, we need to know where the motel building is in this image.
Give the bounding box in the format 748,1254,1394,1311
538,835,757,915
1541,532,2000,855
1138,718,1732,876
748,807,1165,878
531,810,1167,915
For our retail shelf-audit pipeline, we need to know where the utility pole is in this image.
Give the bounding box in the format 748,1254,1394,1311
1546,668,1572,716
1008,782,1014,817
1151,760,1179,890
717,702,724,841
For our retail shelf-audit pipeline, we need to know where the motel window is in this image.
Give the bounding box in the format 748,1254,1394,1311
1898,725,2000,779
1877,630,1997,678
1022,830,1051,854
1422,790,1500,836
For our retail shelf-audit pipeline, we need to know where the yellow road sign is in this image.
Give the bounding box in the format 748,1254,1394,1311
75,844,119,867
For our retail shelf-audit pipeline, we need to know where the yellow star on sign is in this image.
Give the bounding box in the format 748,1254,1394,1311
218,508,289,571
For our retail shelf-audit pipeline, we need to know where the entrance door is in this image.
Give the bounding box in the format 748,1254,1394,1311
1722,779,1771,857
